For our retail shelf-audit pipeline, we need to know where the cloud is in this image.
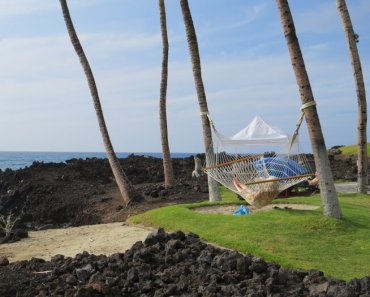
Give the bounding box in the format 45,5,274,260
0,0,97,19
294,0,370,35
0,0,368,153
196,3,267,37
0,0,57,19
0,31,162,80
216,3,266,31
294,2,341,34
79,33,161,58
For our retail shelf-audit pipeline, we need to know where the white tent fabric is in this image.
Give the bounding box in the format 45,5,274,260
213,115,290,146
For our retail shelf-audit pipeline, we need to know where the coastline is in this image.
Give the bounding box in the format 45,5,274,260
0,151,200,171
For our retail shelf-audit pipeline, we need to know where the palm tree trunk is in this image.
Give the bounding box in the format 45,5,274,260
180,0,220,202
59,0,142,206
159,0,175,188
276,0,342,218
336,0,368,194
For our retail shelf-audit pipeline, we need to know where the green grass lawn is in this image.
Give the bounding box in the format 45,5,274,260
130,187,370,281
339,143,370,155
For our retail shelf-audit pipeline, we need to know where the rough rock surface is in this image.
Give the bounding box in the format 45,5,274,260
0,151,365,243
0,155,208,239
0,229,368,297
328,153,359,181
0,153,368,295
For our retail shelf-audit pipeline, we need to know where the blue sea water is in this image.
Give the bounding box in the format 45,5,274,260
0,151,198,171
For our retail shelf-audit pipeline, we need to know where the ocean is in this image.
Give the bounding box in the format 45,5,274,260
0,151,198,171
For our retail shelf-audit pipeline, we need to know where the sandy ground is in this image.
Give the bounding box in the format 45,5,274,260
194,182,362,215
0,222,152,263
0,183,360,263
335,182,363,193
194,181,361,216
2,204,319,263
194,203,319,215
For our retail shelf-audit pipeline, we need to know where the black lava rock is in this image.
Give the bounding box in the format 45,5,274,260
0,229,368,297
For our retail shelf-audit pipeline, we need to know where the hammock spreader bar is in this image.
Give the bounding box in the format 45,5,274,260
203,154,264,171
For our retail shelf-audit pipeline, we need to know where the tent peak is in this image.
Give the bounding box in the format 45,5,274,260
231,115,288,141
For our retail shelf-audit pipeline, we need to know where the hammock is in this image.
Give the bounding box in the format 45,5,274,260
203,115,314,208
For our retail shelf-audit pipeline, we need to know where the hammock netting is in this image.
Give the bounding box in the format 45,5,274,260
203,115,314,208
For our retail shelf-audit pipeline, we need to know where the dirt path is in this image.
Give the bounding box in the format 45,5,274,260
335,182,362,193
0,182,358,263
194,203,319,215
0,223,152,263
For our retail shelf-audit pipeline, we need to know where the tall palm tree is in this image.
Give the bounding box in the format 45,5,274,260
159,0,175,188
180,0,221,201
59,0,142,206
276,0,342,218
336,0,368,194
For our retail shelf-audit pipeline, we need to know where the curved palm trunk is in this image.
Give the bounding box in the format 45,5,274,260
180,0,220,202
159,0,175,188
276,0,342,218
59,0,142,206
337,0,368,194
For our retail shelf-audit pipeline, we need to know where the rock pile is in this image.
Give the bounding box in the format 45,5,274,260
0,155,208,232
0,151,366,235
328,153,358,181
0,229,368,297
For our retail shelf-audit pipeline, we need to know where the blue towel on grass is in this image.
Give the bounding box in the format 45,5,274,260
233,205,249,216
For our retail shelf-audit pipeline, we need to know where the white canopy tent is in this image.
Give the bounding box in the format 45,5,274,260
213,115,290,146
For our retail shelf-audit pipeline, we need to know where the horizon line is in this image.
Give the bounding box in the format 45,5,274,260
0,150,202,154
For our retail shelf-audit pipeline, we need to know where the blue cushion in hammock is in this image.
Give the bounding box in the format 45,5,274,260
254,157,309,179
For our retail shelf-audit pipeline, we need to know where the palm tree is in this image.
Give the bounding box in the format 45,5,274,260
159,0,175,188
336,0,368,194
180,0,221,201
59,0,142,206
276,0,342,218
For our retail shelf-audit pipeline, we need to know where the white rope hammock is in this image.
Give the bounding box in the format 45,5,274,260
203,111,315,208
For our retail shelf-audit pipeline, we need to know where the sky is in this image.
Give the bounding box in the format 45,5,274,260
0,0,369,154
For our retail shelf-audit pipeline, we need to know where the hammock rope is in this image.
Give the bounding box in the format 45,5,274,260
203,113,314,208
